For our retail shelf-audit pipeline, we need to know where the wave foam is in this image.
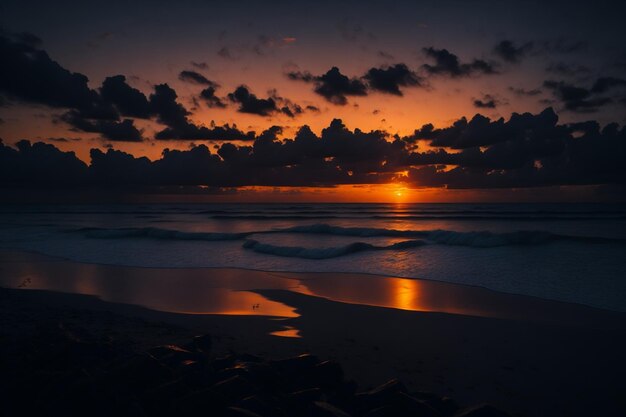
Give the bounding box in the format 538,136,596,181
242,239,426,259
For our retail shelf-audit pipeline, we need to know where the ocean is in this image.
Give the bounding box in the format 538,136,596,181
1,203,625,312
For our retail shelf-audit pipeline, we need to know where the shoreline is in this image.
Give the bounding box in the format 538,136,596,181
2,249,625,330
2,247,625,319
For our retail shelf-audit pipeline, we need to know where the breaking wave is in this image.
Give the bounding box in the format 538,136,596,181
242,239,427,259
72,224,626,251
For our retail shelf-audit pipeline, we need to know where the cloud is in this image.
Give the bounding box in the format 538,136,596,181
363,64,423,95
0,31,114,118
228,86,278,116
150,83,254,140
0,140,88,187
227,86,303,117
287,67,368,105
404,107,561,149
100,75,151,118
61,111,143,142
422,47,499,77
199,86,226,108
178,70,218,86
472,94,500,109
2,109,625,193
493,40,533,63
590,77,626,94
543,77,626,112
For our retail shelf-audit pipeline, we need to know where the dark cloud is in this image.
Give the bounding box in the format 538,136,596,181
363,64,423,95
227,86,303,117
47,137,81,143
150,83,253,140
305,105,321,113
287,67,368,105
493,40,533,63
199,86,226,108
0,31,114,118
473,94,499,109
422,47,498,77
543,77,626,112
0,30,270,142
61,111,143,142
100,75,151,118
405,107,561,149
0,140,88,187
228,86,276,116
178,70,218,86
590,77,626,94
2,109,625,193
407,119,626,189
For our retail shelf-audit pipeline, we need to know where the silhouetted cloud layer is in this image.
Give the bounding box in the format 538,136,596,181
178,70,218,86
287,67,368,105
544,77,626,112
422,47,498,77
287,63,425,104
2,108,625,191
227,86,304,117
0,31,297,140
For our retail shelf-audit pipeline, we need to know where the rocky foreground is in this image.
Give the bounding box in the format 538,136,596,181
1,320,512,417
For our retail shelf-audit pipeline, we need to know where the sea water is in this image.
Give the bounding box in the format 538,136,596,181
0,203,625,312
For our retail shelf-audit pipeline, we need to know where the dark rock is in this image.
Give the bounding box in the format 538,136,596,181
270,353,319,376
212,354,240,371
192,334,212,353
393,392,441,417
354,379,407,412
239,361,283,386
223,406,264,417
310,401,352,417
454,404,511,417
238,394,288,417
176,375,256,413
289,387,323,404
235,353,264,363
147,344,201,369
311,360,345,392
107,353,173,392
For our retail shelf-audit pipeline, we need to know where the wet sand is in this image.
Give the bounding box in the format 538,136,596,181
1,250,625,416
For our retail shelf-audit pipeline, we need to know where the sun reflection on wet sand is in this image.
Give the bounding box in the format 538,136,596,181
0,250,595,327
269,326,301,338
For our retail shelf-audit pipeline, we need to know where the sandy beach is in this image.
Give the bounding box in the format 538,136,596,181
1,249,625,416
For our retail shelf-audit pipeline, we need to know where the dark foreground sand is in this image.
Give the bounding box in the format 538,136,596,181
1,251,625,416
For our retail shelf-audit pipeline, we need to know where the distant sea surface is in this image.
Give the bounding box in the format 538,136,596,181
1,203,625,312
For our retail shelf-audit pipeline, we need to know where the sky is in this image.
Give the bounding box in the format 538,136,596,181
1,0,625,202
